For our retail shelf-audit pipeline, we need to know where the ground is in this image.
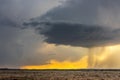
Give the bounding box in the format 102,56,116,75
0,69,120,80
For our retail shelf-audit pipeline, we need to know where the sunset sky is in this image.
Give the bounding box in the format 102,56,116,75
1,0,120,69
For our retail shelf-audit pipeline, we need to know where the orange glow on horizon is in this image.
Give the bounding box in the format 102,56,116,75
21,56,88,69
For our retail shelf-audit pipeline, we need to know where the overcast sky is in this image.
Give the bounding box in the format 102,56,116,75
1,0,120,68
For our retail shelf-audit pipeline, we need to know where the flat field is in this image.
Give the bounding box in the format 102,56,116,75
0,69,120,80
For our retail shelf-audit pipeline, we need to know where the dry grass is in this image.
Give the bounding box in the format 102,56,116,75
0,69,120,80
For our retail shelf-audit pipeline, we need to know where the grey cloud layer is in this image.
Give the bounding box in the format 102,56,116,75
0,0,62,67
37,0,120,25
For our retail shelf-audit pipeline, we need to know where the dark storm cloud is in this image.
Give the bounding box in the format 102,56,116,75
26,21,120,47
1,0,120,68
26,0,120,47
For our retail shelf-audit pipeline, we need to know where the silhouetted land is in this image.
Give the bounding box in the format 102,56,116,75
0,69,120,80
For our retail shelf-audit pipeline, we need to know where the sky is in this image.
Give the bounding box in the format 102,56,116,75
1,0,120,69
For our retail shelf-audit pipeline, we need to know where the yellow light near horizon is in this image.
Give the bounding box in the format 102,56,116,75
21,56,88,69
21,45,120,69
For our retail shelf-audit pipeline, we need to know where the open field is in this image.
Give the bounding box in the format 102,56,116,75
0,69,120,80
